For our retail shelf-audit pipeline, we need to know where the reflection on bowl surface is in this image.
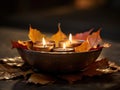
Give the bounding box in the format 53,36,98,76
17,48,102,74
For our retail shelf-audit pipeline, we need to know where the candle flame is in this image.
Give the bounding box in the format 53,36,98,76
63,43,66,49
42,37,46,47
69,33,72,43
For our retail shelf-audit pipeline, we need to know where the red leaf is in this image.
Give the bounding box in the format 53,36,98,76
88,29,102,48
11,41,28,49
73,28,93,40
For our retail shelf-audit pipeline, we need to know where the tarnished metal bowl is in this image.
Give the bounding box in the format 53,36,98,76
17,48,102,74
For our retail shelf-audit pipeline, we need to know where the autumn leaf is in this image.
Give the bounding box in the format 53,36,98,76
75,39,91,52
88,29,102,48
0,63,23,80
11,40,33,50
59,74,83,84
50,23,67,47
73,28,93,40
28,26,46,43
11,41,28,49
28,73,55,85
82,58,109,77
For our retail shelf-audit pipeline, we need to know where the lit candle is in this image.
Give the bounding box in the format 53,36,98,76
42,37,46,47
59,33,83,47
33,37,54,52
53,43,74,52
69,33,72,43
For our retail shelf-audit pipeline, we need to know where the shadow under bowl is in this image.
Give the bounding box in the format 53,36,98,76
17,48,102,74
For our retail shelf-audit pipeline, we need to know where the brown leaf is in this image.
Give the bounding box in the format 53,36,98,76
28,73,55,85
50,23,67,47
1,57,24,67
59,74,83,84
0,64,23,80
82,58,109,77
88,29,102,48
28,26,46,43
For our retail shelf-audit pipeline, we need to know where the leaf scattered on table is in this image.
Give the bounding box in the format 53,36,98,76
59,58,118,83
59,74,82,84
0,64,23,80
1,57,24,67
50,23,67,47
82,58,109,77
28,26,46,43
28,73,55,85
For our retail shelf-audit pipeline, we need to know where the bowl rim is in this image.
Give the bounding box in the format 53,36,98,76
21,47,103,55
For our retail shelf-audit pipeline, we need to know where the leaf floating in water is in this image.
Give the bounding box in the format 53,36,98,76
50,23,67,47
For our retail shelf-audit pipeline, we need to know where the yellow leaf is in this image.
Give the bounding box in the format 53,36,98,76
28,26,46,43
50,23,67,47
75,39,91,52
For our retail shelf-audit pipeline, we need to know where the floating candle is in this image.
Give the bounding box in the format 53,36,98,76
53,43,74,52
33,37,54,52
59,33,84,47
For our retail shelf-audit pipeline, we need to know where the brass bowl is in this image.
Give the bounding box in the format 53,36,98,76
17,48,102,74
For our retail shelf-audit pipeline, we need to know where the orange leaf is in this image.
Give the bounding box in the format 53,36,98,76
75,39,91,52
28,26,46,43
50,23,67,47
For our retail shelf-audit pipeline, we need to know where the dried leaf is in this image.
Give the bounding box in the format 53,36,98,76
73,28,93,40
11,40,33,50
59,74,82,84
11,41,28,49
28,73,55,85
0,64,23,80
50,23,67,47
28,26,46,43
82,58,109,77
1,57,24,67
59,58,109,83
88,29,102,48
75,39,91,52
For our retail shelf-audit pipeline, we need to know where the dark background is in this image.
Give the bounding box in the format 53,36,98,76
0,0,120,41
0,0,120,50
